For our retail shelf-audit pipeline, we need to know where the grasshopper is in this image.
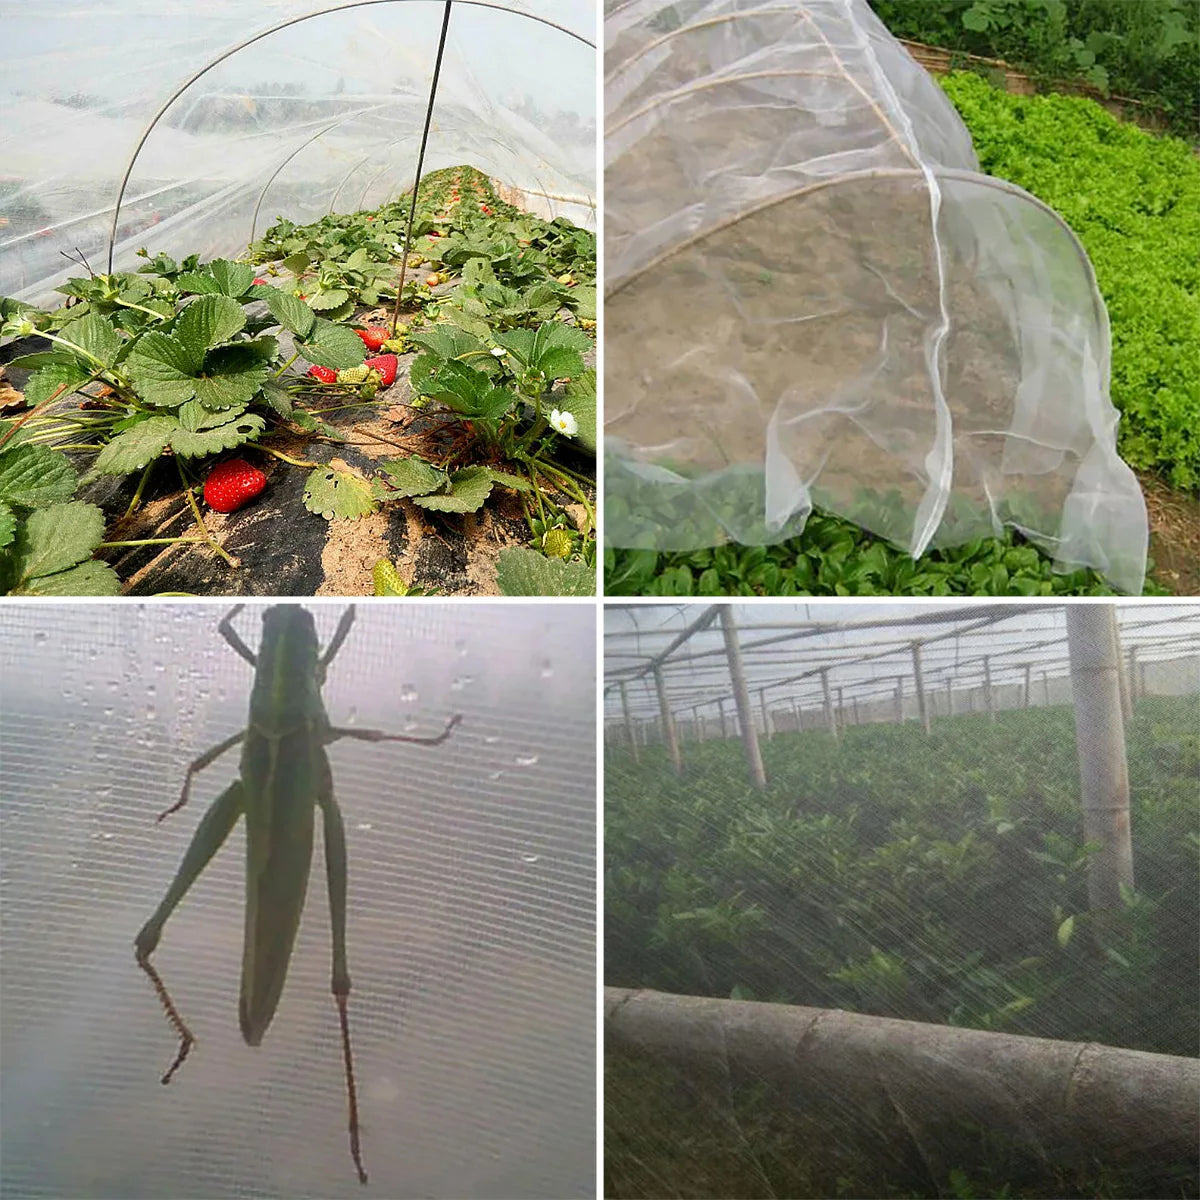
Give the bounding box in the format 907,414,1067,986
134,603,461,1185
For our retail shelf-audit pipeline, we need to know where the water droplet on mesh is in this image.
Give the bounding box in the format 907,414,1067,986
488,770,503,781
356,822,373,832
514,753,539,767
520,852,540,864
483,735,500,745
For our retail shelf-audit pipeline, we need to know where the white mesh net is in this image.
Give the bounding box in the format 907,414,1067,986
0,601,596,1199
604,0,1148,594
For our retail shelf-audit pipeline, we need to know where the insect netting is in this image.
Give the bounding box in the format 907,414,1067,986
1,0,596,307
604,601,1200,1199
0,602,596,1200
604,0,1149,594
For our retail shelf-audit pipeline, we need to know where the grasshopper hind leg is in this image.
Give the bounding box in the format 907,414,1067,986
135,779,244,1084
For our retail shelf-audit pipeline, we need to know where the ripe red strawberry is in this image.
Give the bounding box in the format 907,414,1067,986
364,353,398,386
480,204,491,214
204,459,266,513
355,326,389,351
252,277,269,286
307,364,337,383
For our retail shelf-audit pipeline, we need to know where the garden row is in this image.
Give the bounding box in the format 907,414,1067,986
0,165,596,595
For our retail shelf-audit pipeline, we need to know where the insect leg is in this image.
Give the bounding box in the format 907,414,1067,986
135,779,244,1084
316,768,369,1186
218,604,257,667
327,712,463,748
321,605,357,668
155,728,246,822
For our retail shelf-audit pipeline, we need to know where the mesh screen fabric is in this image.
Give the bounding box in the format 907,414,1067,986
604,600,1200,1199
0,601,596,1199
603,0,1147,593
2,1,596,306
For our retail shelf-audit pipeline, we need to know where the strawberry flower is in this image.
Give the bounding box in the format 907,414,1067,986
549,409,578,437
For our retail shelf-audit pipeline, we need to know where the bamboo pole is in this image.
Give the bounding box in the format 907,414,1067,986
911,641,930,734
653,664,683,775
619,682,638,762
719,607,767,789
606,988,1199,1172
821,668,838,740
1066,605,1134,910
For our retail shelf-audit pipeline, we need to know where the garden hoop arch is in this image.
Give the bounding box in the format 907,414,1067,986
107,0,596,270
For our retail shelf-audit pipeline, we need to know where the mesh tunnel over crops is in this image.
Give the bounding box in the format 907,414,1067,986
604,0,1149,594
604,601,1199,1199
2,1,596,307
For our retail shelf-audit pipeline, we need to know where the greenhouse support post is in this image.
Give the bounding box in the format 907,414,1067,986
945,677,953,716
719,607,767,789
1127,646,1140,701
1113,622,1133,724
983,656,996,721
1066,605,1134,910
653,665,682,775
894,678,903,722
792,697,801,733
759,688,772,741
1023,662,1032,709
837,685,846,727
619,682,638,762
718,697,728,740
821,668,838,740
911,641,930,734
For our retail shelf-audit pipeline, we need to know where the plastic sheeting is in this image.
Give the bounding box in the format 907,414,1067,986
1,1,596,305
603,0,1148,594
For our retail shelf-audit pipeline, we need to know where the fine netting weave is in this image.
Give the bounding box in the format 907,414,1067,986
604,0,1148,593
0,602,595,1200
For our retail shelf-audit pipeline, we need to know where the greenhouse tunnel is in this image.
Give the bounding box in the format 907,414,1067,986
2,0,596,307
604,600,1200,1199
604,0,1149,594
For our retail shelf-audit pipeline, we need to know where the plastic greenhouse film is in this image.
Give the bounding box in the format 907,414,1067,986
602,0,1149,594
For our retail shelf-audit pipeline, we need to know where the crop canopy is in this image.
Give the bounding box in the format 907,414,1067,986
604,0,1148,594
2,1,595,302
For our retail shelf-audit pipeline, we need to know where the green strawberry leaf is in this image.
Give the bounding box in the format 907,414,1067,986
174,272,224,295
281,251,311,276
0,500,13,550
558,369,596,451
193,344,269,410
64,312,121,368
177,294,246,357
308,288,350,312
127,330,204,405
11,557,121,596
411,465,494,513
0,443,78,507
495,546,595,596
261,379,293,416
408,325,486,361
23,363,89,407
301,318,367,370
378,456,447,498
208,259,256,297
262,289,316,338
302,464,378,520
486,468,532,492
92,415,177,474
170,412,265,457
9,500,105,581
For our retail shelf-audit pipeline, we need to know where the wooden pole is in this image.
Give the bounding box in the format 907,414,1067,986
911,642,930,734
653,664,683,776
606,988,1199,1173
619,683,638,762
1066,605,1134,910
720,607,767,789
821,668,838,740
